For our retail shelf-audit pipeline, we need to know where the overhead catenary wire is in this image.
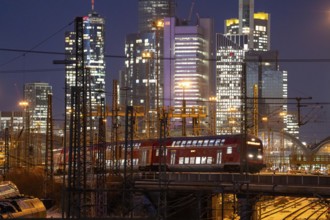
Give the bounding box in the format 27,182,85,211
3,47,330,63
0,20,74,68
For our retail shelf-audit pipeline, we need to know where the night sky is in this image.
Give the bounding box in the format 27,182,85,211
1,0,330,143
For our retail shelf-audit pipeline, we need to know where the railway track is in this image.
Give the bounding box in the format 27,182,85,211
260,197,329,220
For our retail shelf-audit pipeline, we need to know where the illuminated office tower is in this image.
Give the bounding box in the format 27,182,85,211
226,0,270,51
65,9,106,129
23,82,52,134
216,0,273,134
163,17,214,132
216,34,248,134
123,33,157,108
253,12,270,51
120,0,175,116
245,51,288,132
138,0,175,33
239,0,254,34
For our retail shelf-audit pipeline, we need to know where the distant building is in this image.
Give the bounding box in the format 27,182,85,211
0,112,23,134
23,82,52,134
138,0,175,33
65,9,106,130
216,34,248,134
123,32,157,109
216,0,291,137
163,17,215,135
119,0,176,137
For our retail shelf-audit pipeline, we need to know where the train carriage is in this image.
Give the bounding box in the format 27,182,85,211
138,134,264,173
56,134,265,174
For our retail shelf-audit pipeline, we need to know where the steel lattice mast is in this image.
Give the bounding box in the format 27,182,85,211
66,17,93,218
45,93,54,197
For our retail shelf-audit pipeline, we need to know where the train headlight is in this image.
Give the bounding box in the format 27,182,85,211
248,154,253,158
257,155,262,159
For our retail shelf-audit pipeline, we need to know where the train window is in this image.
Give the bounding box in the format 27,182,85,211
179,157,184,164
187,140,192,146
201,156,207,164
209,139,215,146
192,140,198,146
189,157,195,164
184,157,189,164
207,157,213,164
181,140,187,147
203,140,209,146
155,149,167,156
170,151,176,164
173,141,180,147
216,151,222,164
196,157,201,164
215,139,221,146
227,146,233,154
197,140,203,146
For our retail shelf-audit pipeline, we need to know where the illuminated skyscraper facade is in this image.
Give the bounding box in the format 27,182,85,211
216,0,290,136
163,17,214,133
216,34,248,134
253,12,271,51
24,82,52,134
65,10,106,129
138,0,175,33
123,33,157,108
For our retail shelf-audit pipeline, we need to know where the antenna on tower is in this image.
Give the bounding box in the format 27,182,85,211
91,0,95,11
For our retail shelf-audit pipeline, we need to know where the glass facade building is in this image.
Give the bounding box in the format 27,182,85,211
216,34,247,134
163,17,214,109
23,82,52,134
138,0,175,33
216,0,291,137
123,33,157,109
65,10,106,129
253,12,270,51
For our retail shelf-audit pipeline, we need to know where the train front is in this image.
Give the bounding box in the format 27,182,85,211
245,136,265,173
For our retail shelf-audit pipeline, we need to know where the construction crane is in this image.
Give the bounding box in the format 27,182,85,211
186,0,196,24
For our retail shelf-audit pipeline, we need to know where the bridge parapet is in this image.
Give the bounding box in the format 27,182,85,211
135,172,330,197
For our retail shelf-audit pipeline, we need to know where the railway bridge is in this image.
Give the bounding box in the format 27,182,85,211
131,172,330,219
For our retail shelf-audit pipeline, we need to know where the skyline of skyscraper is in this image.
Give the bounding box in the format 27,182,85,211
65,9,106,130
216,0,293,138
163,17,214,135
23,82,52,134
138,0,175,33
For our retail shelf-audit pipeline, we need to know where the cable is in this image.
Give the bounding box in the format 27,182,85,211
3,47,330,63
0,20,74,68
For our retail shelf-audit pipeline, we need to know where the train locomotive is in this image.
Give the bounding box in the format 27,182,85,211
56,134,265,174
0,181,46,218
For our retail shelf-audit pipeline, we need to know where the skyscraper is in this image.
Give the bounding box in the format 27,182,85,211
138,0,175,33
216,34,248,134
253,12,271,51
65,9,106,129
120,0,176,137
23,82,52,134
216,0,288,136
163,17,214,135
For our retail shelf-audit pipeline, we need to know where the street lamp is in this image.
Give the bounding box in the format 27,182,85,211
18,100,30,168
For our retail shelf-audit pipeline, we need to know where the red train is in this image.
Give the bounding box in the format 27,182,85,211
56,134,264,174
